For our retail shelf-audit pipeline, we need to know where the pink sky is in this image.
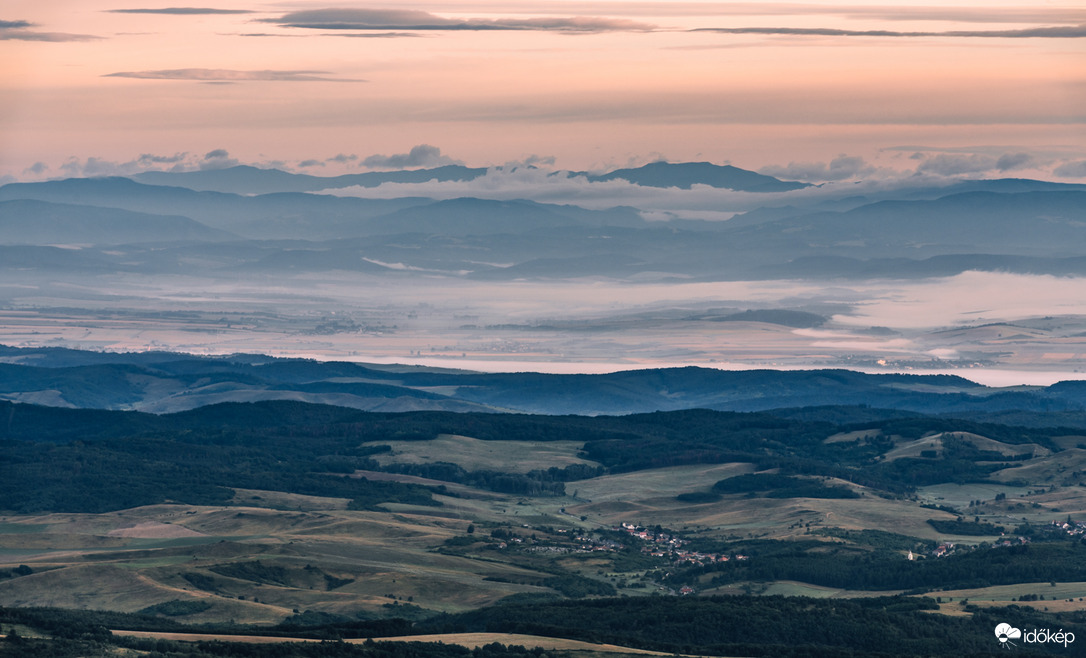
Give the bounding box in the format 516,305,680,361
2,1,1085,181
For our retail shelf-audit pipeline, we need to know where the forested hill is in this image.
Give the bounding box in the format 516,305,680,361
3,344,1086,421
1,398,1080,513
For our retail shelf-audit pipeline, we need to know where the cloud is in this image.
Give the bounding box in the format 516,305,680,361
316,165,825,219
909,151,1050,177
137,152,188,165
107,7,253,14
915,153,997,176
1054,160,1086,178
513,154,558,168
17,150,376,181
693,24,1086,38
59,156,127,177
317,160,1063,220
102,68,362,82
995,152,1034,172
0,19,101,41
361,145,463,169
760,154,875,182
48,153,193,178
200,149,238,170
261,8,654,33
239,31,417,39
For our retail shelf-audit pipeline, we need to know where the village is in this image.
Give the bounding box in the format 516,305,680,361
912,518,1086,560
491,520,750,595
608,523,749,567
525,521,750,570
488,515,1086,599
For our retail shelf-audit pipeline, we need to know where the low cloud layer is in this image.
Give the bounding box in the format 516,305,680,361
199,149,239,170
21,147,1086,195
24,150,379,180
362,145,462,169
56,154,186,178
1054,160,1086,178
261,8,653,33
42,151,244,178
103,68,361,82
913,151,1036,177
760,154,876,182
320,165,817,217
316,151,1086,218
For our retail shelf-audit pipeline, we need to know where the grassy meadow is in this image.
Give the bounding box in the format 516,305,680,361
4,403,1086,653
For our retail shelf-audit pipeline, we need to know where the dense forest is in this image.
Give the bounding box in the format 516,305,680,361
3,595,1082,657
4,397,1086,656
6,345,1086,421
1,399,1078,514
660,539,1086,591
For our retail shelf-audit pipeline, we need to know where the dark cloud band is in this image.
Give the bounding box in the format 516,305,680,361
694,24,1086,38
261,8,653,33
0,18,100,41
238,31,418,39
0,30,101,41
362,145,462,169
108,7,253,14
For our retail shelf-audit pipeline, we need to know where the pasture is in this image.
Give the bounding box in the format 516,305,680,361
366,435,597,473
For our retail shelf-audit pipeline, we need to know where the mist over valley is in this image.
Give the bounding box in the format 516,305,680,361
1,161,1084,385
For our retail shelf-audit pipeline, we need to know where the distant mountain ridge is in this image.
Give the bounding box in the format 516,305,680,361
2,345,1086,420
583,161,809,192
125,161,807,195
0,178,646,241
0,198,234,245
0,169,1083,278
133,164,489,194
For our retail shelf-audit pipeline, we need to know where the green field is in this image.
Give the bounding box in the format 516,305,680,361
5,402,1086,636
366,434,597,473
0,499,556,624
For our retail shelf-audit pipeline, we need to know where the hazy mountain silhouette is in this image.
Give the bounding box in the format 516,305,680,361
132,164,489,194
0,178,644,240
0,199,233,245
0,177,432,239
2,345,1086,417
732,191,1086,260
1,169,1083,280
126,161,807,195
585,161,809,191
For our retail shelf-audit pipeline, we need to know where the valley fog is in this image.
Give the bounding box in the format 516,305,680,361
2,269,1084,385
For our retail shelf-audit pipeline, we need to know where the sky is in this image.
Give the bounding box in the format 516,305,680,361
2,1,1085,182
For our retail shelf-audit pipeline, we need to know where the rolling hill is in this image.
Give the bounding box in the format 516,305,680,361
2,345,1086,418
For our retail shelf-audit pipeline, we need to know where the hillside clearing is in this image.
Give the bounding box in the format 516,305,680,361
366,435,597,473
